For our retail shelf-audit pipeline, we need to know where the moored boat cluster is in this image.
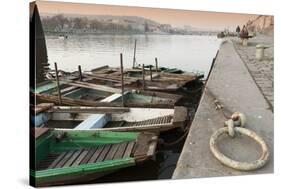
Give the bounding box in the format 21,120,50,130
31,63,204,186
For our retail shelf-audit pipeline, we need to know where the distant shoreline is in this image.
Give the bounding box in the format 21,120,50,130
44,31,218,36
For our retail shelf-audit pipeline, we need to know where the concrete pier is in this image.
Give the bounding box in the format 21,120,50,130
233,35,274,110
172,38,273,179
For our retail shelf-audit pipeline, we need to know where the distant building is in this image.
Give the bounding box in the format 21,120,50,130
160,24,172,32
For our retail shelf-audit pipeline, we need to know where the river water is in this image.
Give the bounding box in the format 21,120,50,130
44,34,221,183
46,34,221,77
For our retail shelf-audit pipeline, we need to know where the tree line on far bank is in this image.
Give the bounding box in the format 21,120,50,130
41,14,153,34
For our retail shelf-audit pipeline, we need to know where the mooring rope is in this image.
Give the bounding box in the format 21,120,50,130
204,87,231,119
160,125,190,147
182,84,205,94
159,85,205,146
161,130,189,147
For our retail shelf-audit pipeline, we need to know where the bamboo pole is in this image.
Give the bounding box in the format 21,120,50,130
155,57,158,72
78,65,83,81
142,64,145,90
133,39,137,68
120,53,125,107
54,62,62,105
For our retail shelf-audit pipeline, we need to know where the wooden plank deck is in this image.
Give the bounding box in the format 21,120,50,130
37,141,137,171
104,115,173,128
72,149,91,166
113,142,129,159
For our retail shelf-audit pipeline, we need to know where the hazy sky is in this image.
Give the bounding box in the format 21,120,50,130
37,1,258,30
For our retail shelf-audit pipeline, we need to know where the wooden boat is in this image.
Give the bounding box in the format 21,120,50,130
58,34,68,40
90,65,187,76
32,103,188,132
142,64,184,74
67,65,194,92
83,65,202,92
35,80,115,101
34,80,182,108
42,63,201,94
85,73,188,93
31,128,158,186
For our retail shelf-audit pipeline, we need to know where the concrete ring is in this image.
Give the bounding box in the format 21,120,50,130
210,127,269,171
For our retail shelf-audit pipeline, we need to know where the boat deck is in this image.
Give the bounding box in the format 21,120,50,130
36,132,157,171
104,115,173,128
36,141,135,171
86,66,197,92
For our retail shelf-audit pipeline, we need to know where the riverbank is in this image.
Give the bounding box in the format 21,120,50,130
44,31,217,36
172,36,273,179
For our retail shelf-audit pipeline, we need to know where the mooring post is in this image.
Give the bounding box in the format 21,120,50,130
133,39,137,68
142,64,145,90
120,53,125,107
150,66,153,81
155,57,158,72
54,62,62,105
78,65,83,81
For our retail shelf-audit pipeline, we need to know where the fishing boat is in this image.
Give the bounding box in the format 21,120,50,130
88,65,199,81
31,128,158,186
82,65,202,93
142,64,184,74
58,34,68,39
32,103,188,132
34,80,182,108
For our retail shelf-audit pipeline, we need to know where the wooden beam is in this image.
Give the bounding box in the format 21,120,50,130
123,103,174,109
78,65,83,81
155,57,158,72
50,106,130,114
133,39,137,68
150,67,152,81
54,62,62,105
173,106,188,128
34,103,54,114
142,64,145,90
61,79,121,94
120,53,125,107
36,93,121,106
35,93,174,108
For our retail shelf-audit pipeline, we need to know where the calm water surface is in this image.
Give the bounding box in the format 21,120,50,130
44,34,221,182
46,34,221,76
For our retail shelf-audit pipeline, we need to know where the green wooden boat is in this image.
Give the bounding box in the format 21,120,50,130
34,80,181,108
31,128,158,186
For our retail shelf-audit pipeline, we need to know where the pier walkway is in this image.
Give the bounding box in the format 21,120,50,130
172,38,273,179
233,35,274,110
